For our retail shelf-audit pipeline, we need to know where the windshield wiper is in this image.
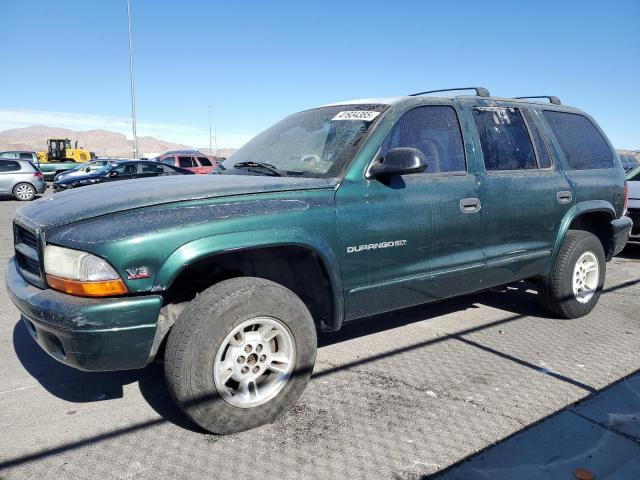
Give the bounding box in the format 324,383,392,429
234,161,281,176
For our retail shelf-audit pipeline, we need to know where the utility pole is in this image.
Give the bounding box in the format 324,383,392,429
208,105,213,156
127,0,138,159
209,105,218,157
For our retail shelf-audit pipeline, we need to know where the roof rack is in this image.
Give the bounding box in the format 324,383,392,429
409,87,490,98
514,96,561,105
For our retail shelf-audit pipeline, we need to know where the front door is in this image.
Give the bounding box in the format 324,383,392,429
336,103,484,320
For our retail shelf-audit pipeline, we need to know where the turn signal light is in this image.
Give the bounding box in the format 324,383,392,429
46,274,128,297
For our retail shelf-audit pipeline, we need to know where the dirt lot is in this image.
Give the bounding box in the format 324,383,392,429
0,193,639,479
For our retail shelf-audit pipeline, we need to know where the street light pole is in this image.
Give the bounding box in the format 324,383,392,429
127,0,138,159
208,105,213,156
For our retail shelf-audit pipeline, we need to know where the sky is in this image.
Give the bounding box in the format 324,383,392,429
0,0,638,149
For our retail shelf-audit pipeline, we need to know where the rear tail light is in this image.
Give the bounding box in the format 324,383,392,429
34,171,43,179
624,181,628,214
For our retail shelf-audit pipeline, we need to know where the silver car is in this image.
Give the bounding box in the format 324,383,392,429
627,166,640,244
0,158,47,201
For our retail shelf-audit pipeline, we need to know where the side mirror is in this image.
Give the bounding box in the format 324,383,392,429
108,171,119,177
367,147,427,179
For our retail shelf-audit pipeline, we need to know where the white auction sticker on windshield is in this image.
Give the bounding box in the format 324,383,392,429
332,110,380,121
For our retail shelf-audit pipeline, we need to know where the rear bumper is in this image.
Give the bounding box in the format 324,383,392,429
5,257,163,371
610,216,633,257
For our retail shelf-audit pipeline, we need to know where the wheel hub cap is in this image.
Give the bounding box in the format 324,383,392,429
214,316,295,408
572,251,599,304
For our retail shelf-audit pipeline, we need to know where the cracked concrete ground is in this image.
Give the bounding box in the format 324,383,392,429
0,194,639,479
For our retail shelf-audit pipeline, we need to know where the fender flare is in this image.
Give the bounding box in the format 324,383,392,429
155,227,345,331
547,200,616,274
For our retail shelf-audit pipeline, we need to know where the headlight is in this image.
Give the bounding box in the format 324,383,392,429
44,245,128,297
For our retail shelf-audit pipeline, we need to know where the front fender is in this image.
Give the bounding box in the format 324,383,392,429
547,200,616,274
156,227,345,330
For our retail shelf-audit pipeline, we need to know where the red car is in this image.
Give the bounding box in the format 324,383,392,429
155,150,219,174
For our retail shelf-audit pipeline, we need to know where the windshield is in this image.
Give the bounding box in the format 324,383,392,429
92,162,119,175
219,104,386,177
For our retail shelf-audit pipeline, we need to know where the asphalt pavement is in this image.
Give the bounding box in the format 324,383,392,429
0,192,639,480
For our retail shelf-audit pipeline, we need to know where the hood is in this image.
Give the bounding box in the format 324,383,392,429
16,174,337,230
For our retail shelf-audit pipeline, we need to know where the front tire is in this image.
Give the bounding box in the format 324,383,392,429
539,230,605,318
164,277,317,434
13,182,36,201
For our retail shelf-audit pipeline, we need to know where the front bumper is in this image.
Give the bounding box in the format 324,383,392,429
6,257,163,371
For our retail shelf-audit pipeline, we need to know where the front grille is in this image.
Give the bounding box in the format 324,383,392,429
14,223,45,287
628,209,640,235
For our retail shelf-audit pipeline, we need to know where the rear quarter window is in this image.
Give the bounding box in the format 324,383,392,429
542,111,613,169
197,157,212,166
0,160,21,172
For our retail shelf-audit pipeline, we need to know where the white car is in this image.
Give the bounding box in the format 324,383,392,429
627,166,640,244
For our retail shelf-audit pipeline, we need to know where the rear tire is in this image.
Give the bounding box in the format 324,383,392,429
539,230,605,318
13,182,36,201
164,277,317,434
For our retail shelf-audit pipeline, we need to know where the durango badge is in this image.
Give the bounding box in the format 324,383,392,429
126,267,151,280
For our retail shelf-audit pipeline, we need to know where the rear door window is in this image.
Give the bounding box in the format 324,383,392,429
472,107,537,171
178,156,195,168
197,157,212,166
542,111,613,169
141,163,164,173
0,160,21,172
381,105,466,173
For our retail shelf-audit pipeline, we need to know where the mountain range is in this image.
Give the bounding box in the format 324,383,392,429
0,125,236,158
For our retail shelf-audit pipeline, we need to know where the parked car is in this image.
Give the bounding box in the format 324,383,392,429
53,160,194,191
6,88,631,435
0,150,40,167
620,153,640,172
0,158,46,200
53,159,121,182
155,151,218,174
626,165,640,244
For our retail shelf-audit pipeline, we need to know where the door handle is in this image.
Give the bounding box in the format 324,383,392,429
460,197,481,214
556,191,573,204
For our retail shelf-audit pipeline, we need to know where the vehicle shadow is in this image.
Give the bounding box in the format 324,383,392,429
619,243,640,260
12,280,548,430
12,321,203,432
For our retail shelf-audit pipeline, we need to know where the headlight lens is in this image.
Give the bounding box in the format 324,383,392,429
44,245,128,297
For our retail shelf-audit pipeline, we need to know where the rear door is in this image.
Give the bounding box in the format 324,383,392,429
196,156,215,174
461,100,573,285
139,162,165,178
0,159,21,193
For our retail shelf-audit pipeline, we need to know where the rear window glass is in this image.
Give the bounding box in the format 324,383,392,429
472,107,537,171
0,160,21,172
542,111,613,169
197,157,212,166
178,156,194,168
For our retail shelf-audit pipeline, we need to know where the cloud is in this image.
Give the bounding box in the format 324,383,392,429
0,109,253,148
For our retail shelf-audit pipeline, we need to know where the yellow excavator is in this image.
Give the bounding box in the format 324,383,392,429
36,139,96,181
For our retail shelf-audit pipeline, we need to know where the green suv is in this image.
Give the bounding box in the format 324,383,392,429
6,87,632,434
